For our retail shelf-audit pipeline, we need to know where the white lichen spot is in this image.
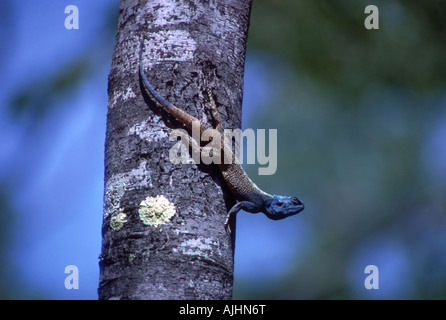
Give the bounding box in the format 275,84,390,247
109,87,136,108
128,119,168,142
177,237,221,258
139,195,176,226
149,0,193,26
123,87,136,100
110,208,127,231
104,179,127,219
103,160,152,219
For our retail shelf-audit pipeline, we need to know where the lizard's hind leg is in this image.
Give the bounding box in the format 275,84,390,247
171,129,203,164
206,89,224,134
173,128,223,165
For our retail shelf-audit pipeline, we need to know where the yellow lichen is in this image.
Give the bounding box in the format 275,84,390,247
138,195,176,226
110,209,127,230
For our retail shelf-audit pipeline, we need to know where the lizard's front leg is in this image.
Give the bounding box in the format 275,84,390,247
225,201,261,232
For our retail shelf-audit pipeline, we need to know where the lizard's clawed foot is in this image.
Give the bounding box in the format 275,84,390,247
224,216,232,234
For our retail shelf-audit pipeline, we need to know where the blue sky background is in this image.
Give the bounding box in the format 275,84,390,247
1,1,445,299
0,1,110,299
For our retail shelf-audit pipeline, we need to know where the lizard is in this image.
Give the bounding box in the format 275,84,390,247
138,44,305,230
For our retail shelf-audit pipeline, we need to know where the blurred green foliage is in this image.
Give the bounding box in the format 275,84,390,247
10,58,91,121
249,0,446,96
6,2,119,128
235,0,446,299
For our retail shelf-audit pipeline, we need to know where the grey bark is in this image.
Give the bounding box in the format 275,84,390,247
98,0,252,300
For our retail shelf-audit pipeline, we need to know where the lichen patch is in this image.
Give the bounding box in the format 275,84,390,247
138,195,176,226
103,160,152,219
110,209,127,231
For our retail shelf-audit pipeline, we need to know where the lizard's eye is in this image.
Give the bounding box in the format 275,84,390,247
291,197,300,205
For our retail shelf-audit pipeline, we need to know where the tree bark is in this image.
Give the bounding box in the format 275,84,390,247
98,0,252,300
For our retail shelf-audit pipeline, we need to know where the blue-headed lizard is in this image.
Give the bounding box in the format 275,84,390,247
139,45,304,231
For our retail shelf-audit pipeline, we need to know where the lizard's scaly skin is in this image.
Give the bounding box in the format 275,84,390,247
139,43,304,228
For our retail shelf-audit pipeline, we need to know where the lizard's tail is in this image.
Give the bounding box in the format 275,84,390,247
139,40,176,110
139,39,209,133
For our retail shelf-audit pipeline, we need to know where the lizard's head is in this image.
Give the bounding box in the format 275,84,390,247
264,195,305,220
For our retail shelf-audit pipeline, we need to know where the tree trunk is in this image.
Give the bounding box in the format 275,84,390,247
98,0,252,300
